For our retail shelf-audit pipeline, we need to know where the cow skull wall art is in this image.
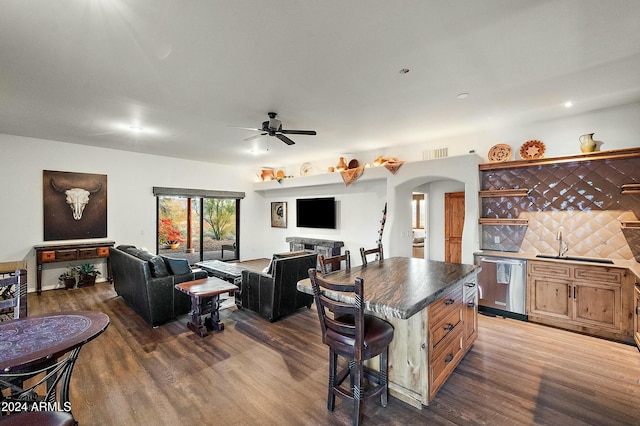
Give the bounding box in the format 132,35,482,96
50,179,102,220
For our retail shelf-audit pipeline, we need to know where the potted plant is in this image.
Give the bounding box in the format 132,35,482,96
76,263,101,287
159,218,185,249
58,267,79,290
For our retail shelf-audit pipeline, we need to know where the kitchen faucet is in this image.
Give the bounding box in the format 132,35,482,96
556,230,569,257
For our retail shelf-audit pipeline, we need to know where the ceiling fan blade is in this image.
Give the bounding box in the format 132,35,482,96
244,133,267,142
276,134,296,145
279,129,317,135
227,125,263,132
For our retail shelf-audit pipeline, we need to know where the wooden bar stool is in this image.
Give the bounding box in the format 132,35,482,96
318,250,351,274
308,268,394,425
359,243,383,266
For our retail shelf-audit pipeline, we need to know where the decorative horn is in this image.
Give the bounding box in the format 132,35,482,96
88,183,102,194
50,178,66,193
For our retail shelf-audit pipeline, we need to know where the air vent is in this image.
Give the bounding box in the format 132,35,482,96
423,147,449,160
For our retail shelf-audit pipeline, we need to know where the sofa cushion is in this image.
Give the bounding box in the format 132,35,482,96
162,256,192,275
117,244,137,251
149,255,170,278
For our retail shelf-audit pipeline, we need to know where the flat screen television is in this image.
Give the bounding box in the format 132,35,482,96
296,197,336,229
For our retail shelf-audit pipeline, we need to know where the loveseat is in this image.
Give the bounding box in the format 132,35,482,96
110,245,207,327
241,252,316,322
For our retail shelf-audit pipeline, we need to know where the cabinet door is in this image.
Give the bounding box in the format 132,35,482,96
573,281,621,331
529,276,571,320
463,282,478,349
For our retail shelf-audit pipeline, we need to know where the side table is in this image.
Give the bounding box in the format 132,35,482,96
175,277,238,337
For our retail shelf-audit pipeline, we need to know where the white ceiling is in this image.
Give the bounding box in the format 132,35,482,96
1,1,639,167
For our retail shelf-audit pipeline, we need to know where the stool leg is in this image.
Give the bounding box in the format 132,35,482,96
353,360,363,426
328,350,337,411
380,348,388,407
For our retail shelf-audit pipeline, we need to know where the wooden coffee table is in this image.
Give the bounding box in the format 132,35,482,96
175,277,238,337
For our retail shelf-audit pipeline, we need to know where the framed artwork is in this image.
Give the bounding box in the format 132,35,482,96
271,202,287,228
43,170,107,241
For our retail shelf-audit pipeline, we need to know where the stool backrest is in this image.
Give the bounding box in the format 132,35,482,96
0,269,26,321
359,243,383,266
308,268,365,360
318,250,351,274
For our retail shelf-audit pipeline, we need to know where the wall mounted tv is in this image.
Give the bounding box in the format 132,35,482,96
296,197,336,229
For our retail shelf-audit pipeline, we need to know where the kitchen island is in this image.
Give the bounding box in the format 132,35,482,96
297,257,480,408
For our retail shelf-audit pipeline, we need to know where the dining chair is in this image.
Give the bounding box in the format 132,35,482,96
359,243,383,266
308,268,394,426
0,269,27,322
318,250,351,274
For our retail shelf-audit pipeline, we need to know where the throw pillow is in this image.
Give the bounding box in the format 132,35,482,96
162,256,192,275
149,256,170,278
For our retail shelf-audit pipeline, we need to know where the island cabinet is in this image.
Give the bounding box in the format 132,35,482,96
527,260,634,343
379,273,479,408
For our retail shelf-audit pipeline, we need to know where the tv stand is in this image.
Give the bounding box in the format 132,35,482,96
285,237,344,258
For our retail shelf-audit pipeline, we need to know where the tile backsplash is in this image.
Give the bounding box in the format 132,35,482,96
480,154,640,261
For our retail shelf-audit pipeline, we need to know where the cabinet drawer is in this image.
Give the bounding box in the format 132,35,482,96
78,248,98,259
430,306,463,349
574,267,623,284
97,247,110,257
529,261,570,279
429,328,464,398
41,251,56,262
463,280,477,298
429,285,463,326
55,249,78,261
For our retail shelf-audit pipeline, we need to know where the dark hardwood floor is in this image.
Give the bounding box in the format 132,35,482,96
28,283,640,425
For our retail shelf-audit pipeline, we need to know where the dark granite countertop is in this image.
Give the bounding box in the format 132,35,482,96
298,257,479,319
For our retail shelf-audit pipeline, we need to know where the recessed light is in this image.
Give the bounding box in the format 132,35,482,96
399,68,410,74
457,93,469,99
129,126,144,132
564,101,574,108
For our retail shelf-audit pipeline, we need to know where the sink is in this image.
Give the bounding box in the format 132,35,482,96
535,254,614,264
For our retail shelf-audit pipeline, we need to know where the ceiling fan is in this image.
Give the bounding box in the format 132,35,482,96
231,112,317,145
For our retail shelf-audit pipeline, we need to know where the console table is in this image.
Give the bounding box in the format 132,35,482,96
34,241,115,295
285,237,344,258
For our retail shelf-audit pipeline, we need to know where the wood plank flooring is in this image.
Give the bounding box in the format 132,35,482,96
28,283,640,425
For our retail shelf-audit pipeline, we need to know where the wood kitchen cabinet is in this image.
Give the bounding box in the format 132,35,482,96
463,280,478,349
527,260,634,343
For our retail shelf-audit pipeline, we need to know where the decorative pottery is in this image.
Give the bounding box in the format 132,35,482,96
300,162,312,176
276,170,285,179
488,144,512,163
579,133,596,153
63,278,76,290
519,140,545,160
348,159,360,169
327,166,335,173
336,157,347,172
260,169,275,181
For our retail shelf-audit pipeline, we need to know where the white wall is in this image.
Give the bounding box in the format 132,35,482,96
3,101,639,292
256,180,387,266
0,134,259,292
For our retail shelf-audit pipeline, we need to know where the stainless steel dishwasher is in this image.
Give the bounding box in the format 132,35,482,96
475,255,527,320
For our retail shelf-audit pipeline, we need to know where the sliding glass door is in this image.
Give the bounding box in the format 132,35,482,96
157,196,239,263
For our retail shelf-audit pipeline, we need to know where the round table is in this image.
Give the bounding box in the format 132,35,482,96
0,311,109,417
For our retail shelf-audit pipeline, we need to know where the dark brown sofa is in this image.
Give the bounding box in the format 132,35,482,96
240,252,316,322
110,245,207,327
